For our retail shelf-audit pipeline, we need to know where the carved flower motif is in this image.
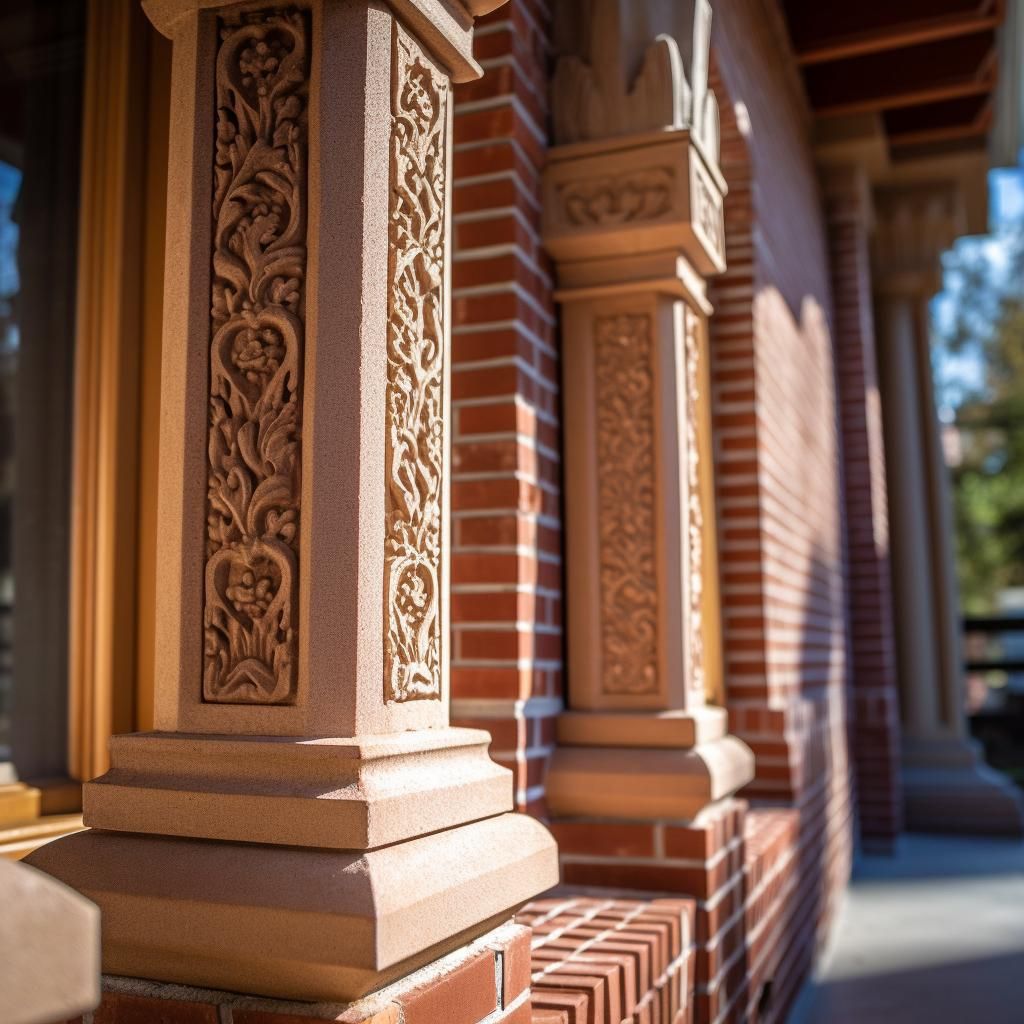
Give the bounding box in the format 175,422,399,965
401,63,435,125
396,563,431,621
232,324,285,382
239,36,286,97
226,566,277,619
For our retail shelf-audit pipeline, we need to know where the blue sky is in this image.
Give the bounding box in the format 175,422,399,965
932,154,1024,411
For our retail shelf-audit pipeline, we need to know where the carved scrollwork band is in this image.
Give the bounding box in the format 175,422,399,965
683,310,705,695
594,314,659,695
203,9,307,705
384,23,448,703
558,168,673,227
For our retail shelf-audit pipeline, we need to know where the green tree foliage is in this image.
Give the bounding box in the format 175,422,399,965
937,225,1024,612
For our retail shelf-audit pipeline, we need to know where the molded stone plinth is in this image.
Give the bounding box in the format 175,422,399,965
85,728,511,849
546,735,754,820
26,812,557,1002
556,706,727,748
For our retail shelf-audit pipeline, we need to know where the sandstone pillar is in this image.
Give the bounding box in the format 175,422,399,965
542,0,753,823
873,184,1023,834
28,0,556,1001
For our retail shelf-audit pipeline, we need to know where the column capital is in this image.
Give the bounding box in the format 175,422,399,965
544,0,726,296
551,0,719,161
872,182,963,299
143,0,499,83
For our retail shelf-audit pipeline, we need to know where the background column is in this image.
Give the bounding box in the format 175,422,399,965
873,184,1023,834
541,0,754,852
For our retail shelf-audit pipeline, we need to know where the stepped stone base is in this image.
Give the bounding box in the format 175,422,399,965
26,814,557,1002
903,737,1024,835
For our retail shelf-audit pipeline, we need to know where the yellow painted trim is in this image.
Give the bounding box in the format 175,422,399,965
0,814,86,861
68,1,167,778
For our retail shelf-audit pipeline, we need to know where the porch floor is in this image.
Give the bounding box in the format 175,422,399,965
790,833,1024,1023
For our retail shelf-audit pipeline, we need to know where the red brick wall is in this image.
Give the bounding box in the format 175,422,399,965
709,0,856,1012
822,167,904,851
449,0,560,818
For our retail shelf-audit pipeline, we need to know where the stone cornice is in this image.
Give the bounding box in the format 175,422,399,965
143,0,497,82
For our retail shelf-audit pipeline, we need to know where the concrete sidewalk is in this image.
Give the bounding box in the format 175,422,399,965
789,834,1024,1023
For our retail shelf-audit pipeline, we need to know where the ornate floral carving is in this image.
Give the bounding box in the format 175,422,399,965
684,310,705,695
203,10,307,705
595,314,659,695
558,168,673,227
384,24,448,703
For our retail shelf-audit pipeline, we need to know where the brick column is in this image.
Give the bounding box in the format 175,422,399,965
821,166,903,851
541,0,753,847
873,184,1024,835
448,0,562,819
27,0,556,1003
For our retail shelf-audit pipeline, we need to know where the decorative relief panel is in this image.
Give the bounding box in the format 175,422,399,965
384,23,449,703
594,315,659,695
690,158,725,269
203,10,307,705
558,168,674,227
683,311,705,695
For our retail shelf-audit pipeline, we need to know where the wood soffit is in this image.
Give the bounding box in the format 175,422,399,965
777,0,1004,161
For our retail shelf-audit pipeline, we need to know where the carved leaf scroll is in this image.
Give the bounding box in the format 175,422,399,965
203,9,307,705
683,311,705,695
558,168,674,227
384,24,448,703
595,314,659,695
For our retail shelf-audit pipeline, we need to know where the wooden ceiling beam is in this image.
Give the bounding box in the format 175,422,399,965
814,77,995,119
794,1,1001,66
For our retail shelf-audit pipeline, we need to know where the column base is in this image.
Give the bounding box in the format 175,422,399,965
84,727,511,849
26,811,557,1002
902,738,1024,836
546,733,754,820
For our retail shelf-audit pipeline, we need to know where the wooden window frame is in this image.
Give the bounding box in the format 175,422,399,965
2,0,168,858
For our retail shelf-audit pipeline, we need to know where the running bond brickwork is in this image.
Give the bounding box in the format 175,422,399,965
449,0,560,818
708,0,857,1013
822,167,904,851
522,896,696,1023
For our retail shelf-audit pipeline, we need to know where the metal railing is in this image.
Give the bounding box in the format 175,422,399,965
963,616,1024,673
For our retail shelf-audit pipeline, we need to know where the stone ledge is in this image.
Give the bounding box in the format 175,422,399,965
62,922,532,1024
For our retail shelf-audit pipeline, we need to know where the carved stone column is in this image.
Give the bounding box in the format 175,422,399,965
27,0,556,1001
542,0,753,823
873,184,1023,834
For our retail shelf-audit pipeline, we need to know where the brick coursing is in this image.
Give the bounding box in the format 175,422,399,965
822,167,904,849
705,0,858,1015
450,0,560,819
69,924,533,1024
521,895,696,1024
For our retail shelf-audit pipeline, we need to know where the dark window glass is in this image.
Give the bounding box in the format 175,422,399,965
0,1,85,779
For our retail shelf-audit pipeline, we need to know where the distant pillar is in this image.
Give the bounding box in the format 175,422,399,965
873,184,1023,835
542,0,753,829
27,0,556,1002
